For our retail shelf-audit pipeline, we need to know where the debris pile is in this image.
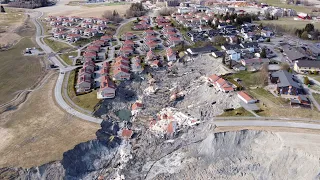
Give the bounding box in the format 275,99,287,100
149,107,200,137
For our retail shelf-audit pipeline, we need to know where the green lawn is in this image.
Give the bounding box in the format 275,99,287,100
43,37,73,52
59,51,78,65
67,70,100,111
219,107,254,117
249,88,289,106
224,71,265,88
0,38,43,104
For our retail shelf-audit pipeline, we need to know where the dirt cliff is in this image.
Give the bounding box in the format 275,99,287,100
1,121,320,180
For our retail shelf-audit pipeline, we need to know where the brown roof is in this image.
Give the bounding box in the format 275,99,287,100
132,102,143,110
238,91,254,102
208,74,220,82
121,129,133,139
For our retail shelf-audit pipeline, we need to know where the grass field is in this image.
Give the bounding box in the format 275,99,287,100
43,37,73,52
59,51,77,65
0,8,25,27
258,0,314,13
259,17,320,32
117,21,143,37
67,70,100,111
84,2,128,7
224,71,265,88
0,74,99,168
0,37,43,104
219,107,254,117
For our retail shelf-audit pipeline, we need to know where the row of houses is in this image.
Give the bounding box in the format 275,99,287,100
76,59,96,93
97,62,116,99
207,74,235,93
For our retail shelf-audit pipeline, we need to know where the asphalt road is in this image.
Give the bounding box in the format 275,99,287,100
214,120,320,130
32,11,103,123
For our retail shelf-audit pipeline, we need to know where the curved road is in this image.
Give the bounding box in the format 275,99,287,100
32,11,103,124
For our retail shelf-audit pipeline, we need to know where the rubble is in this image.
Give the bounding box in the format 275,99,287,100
149,107,200,137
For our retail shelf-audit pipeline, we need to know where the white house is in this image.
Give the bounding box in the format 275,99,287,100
238,91,257,104
97,76,116,99
226,50,241,61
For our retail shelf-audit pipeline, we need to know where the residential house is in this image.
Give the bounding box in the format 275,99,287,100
78,66,94,78
261,29,273,37
83,28,98,37
241,58,270,66
270,70,303,95
62,20,74,27
143,29,156,36
71,27,84,35
166,48,176,61
93,24,106,31
93,40,107,47
233,63,246,71
131,56,144,73
282,44,308,62
240,42,259,49
238,91,257,104
304,44,320,60
101,35,112,42
221,44,241,51
208,74,234,92
294,60,320,74
113,67,130,81
132,101,143,115
167,36,182,46
97,18,109,25
146,50,157,62
115,56,130,63
122,32,136,40
121,128,133,139
100,62,110,76
97,76,116,99
212,51,224,58
187,45,217,55
146,41,159,50
114,59,130,70
226,50,241,61
120,46,134,56
83,51,97,61
81,22,93,28
215,78,234,92
144,35,158,42
50,20,62,26
150,60,161,69
54,31,67,39
290,95,311,108
52,26,65,33
123,40,135,47
132,24,149,30
162,26,176,33
56,16,68,21
87,45,100,53
69,16,81,22
76,74,92,93
66,33,81,42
